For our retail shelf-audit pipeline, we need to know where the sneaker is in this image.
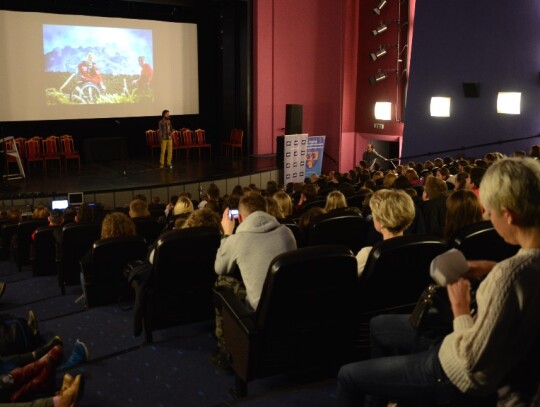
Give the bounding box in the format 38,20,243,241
27,310,39,336
62,340,89,370
168,164,173,169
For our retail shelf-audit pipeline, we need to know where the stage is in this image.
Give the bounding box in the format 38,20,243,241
0,154,280,209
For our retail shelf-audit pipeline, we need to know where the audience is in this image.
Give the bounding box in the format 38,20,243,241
443,190,483,241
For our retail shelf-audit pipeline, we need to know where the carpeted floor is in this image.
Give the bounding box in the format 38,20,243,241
0,260,339,406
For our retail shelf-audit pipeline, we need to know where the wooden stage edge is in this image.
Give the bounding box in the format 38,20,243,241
0,154,281,210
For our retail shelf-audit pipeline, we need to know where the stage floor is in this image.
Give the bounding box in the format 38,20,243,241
0,154,279,199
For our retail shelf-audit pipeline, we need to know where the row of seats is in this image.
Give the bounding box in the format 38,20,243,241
3,135,81,176
145,128,212,160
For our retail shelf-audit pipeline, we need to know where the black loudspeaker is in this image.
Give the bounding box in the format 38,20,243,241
285,104,303,134
462,82,480,98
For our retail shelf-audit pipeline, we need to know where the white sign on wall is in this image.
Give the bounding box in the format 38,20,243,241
283,133,308,186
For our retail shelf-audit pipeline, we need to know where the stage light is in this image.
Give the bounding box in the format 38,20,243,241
373,0,388,15
497,92,521,114
370,46,387,61
374,102,392,120
430,97,451,117
372,23,388,36
368,70,388,85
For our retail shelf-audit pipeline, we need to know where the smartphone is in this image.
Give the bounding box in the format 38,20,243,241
228,209,239,220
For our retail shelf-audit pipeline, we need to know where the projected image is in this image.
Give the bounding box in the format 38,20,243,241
43,25,154,105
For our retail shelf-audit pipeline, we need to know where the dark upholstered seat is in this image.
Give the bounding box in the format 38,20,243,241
450,220,519,262
58,223,101,294
0,223,18,261
360,234,447,314
83,235,147,307
137,227,221,343
132,217,162,247
31,226,61,277
307,215,368,253
15,219,48,271
214,245,358,397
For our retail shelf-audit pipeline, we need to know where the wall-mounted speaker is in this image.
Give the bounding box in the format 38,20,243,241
285,104,303,134
462,82,480,98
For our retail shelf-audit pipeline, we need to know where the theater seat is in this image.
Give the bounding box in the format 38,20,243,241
214,245,358,398
83,235,147,307
450,220,519,262
136,227,221,342
31,226,60,277
307,215,368,253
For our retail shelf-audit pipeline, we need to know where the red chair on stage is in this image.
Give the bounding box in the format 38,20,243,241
43,135,62,174
194,128,212,158
222,128,243,157
24,138,45,176
145,130,160,160
60,135,81,171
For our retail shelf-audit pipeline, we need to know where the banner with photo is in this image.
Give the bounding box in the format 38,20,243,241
283,134,308,185
305,135,326,179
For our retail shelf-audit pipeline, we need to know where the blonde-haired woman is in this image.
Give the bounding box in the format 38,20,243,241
356,189,415,276
324,190,347,212
273,191,293,222
338,158,540,406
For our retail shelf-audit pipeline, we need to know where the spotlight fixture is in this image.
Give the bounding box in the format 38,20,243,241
430,97,451,117
497,92,521,115
373,0,388,15
368,70,388,85
372,22,388,36
374,102,392,120
370,46,388,61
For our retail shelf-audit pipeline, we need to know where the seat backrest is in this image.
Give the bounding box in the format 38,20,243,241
43,136,59,155
145,130,156,145
86,235,147,306
182,129,195,145
32,226,60,276
360,234,447,312
308,215,368,253
451,220,519,261
60,223,101,285
16,219,48,267
133,217,162,247
0,223,18,260
15,137,26,157
195,129,206,144
25,139,42,158
254,245,358,370
346,194,367,209
145,227,222,329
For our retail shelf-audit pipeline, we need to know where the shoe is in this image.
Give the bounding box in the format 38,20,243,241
10,345,63,387
27,310,38,336
62,340,88,370
160,165,164,169
0,282,6,300
57,374,84,407
33,335,63,360
209,348,232,375
168,164,173,169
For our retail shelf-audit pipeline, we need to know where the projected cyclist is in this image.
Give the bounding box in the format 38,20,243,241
70,52,106,104
132,56,153,92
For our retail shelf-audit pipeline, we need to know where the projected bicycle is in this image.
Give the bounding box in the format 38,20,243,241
54,73,104,104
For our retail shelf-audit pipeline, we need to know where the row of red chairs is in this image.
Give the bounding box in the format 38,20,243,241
145,128,212,160
4,135,80,176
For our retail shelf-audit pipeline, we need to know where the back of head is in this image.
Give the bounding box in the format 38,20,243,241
76,203,94,223
33,206,49,219
470,166,486,189
325,191,347,211
182,208,222,232
480,157,540,226
239,192,267,217
424,176,448,199
444,190,482,240
173,197,194,216
265,197,281,218
49,209,64,225
129,199,149,218
7,208,22,222
369,189,415,234
273,191,293,218
101,212,137,239
207,183,220,200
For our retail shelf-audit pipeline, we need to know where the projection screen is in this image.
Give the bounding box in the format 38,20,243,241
0,10,199,122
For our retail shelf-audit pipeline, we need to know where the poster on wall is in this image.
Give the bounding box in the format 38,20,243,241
305,135,326,179
283,134,308,186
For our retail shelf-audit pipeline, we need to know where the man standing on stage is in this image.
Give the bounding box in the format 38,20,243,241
362,143,387,170
158,110,173,169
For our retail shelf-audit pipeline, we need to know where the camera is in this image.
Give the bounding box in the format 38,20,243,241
228,209,239,220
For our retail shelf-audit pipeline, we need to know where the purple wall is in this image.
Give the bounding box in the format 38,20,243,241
403,0,540,161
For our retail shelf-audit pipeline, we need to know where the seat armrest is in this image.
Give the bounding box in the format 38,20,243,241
213,286,257,334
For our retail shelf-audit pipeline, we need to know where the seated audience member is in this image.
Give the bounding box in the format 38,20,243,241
272,191,294,223
212,193,297,368
32,209,64,241
32,206,49,219
443,190,483,241
79,212,137,299
337,157,540,406
513,149,526,158
264,180,279,197
62,207,77,225
294,183,319,214
264,197,281,219
182,208,222,232
297,206,326,240
355,189,415,276
163,195,179,222
198,183,222,210
318,191,361,219
529,144,540,159
420,175,448,237
469,166,486,198
454,171,472,191
129,199,150,219
75,203,94,224
6,209,22,224
164,197,194,231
